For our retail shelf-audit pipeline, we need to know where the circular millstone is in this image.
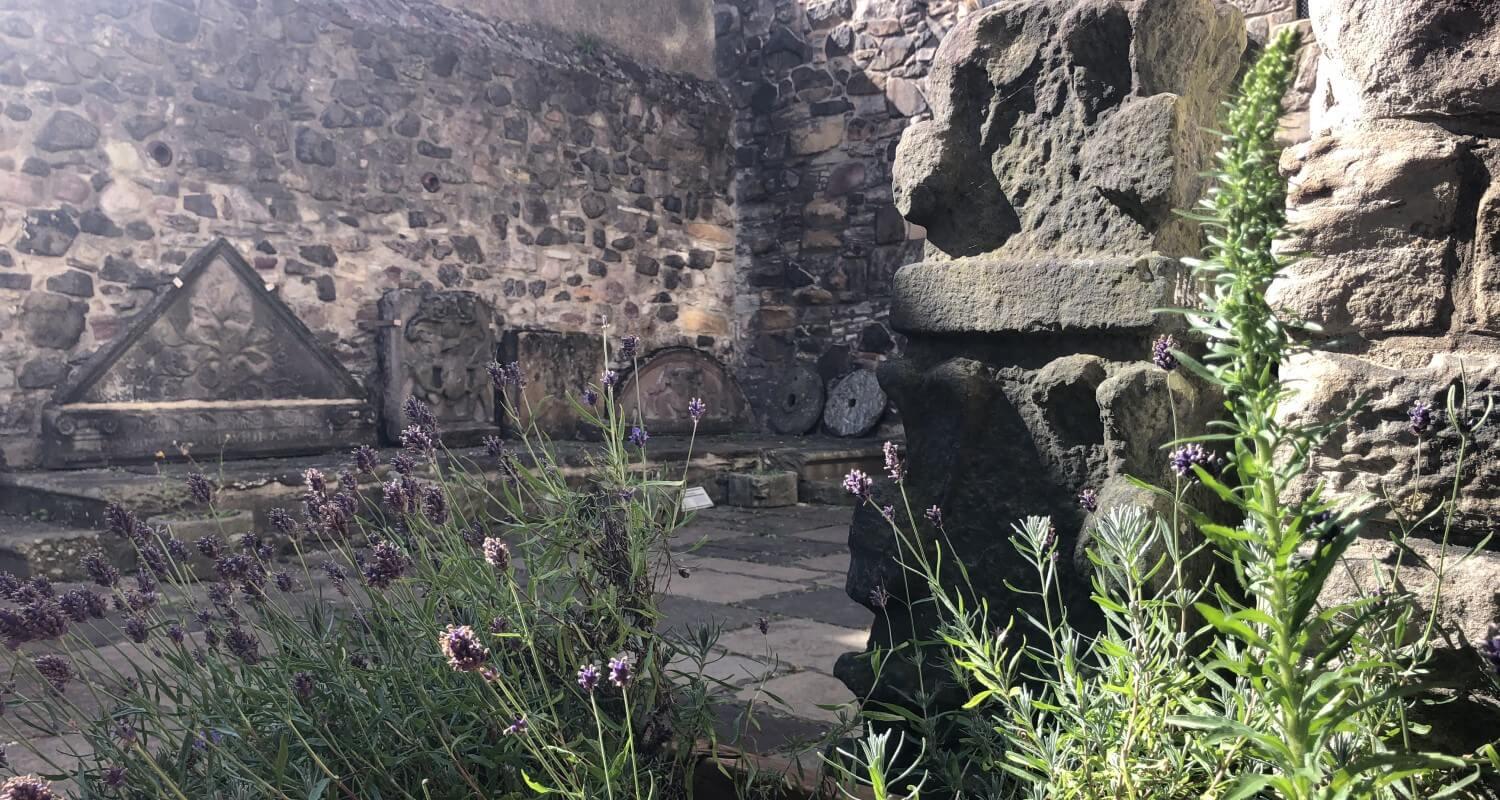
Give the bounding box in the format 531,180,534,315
768,363,826,435
822,369,886,437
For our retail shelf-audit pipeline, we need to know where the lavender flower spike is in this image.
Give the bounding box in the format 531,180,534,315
882,441,904,482
1408,399,1434,436
577,663,601,692
1151,334,1180,371
1169,443,1218,478
842,469,873,499
440,625,490,672
688,397,707,422
607,656,633,688
1,775,60,800
628,426,650,448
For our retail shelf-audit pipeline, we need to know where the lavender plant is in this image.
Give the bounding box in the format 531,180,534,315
0,330,780,800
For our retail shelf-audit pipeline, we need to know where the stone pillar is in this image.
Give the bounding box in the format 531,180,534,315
834,0,1246,709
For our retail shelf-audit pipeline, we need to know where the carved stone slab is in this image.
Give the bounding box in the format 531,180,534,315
42,239,375,467
616,348,749,436
823,369,886,437
767,363,825,435
497,329,604,440
378,289,499,445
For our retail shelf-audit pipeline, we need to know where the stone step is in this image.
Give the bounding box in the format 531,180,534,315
0,512,110,580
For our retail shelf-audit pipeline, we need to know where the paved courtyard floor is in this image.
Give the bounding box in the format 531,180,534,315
3,502,869,777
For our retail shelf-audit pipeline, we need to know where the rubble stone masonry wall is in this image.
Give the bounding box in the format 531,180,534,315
0,0,735,468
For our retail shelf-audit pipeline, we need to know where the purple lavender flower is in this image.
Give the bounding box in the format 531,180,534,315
577,663,601,692
482,537,511,572
1169,443,1218,478
32,655,72,694
842,469,873,499
224,627,260,665
483,435,506,460
620,335,640,360
503,715,528,735
440,625,490,672
303,468,328,497
124,615,149,644
292,671,315,701
1480,626,1500,676
756,617,770,635
112,719,137,746
354,445,380,476
322,561,349,596
688,396,706,422
362,540,410,589
421,484,449,525
81,550,120,588
195,536,223,560
270,508,299,538
167,624,185,644
186,473,214,505
627,426,650,448
403,396,437,429
583,387,599,407
607,656,633,688
486,361,526,390
1409,400,1434,435
401,425,439,454
1151,334,1180,371
882,441,903,482
0,572,20,600
17,598,68,643
166,537,189,561
488,616,510,635
1077,488,1099,513
869,584,891,609
602,370,619,389
383,476,419,516
58,589,101,623
105,503,136,539
880,504,895,520
391,452,417,476
102,765,127,789
275,572,295,592
1,774,59,800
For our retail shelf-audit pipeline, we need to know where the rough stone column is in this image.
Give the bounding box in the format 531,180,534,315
834,0,1246,713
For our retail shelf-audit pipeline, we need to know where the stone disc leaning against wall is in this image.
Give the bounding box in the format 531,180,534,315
767,363,826,435
822,369,886,437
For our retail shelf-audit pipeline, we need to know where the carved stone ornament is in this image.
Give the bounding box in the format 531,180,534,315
378,289,500,445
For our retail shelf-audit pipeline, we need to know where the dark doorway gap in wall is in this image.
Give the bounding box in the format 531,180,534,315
1296,0,1309,18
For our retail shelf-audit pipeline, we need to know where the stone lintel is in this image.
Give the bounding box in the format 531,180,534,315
890,255,1182,336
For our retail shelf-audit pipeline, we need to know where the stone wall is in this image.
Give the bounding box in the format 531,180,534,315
0,0,734,468
714,0,988,420
1274,0,1500,537
436,0,718,80
1228,0,1297,41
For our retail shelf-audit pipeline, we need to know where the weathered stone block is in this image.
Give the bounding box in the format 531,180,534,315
724,470,798,508
890,256,1181,335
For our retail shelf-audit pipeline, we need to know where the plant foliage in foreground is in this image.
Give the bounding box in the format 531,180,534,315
0,334,823,800
841,27,1497,800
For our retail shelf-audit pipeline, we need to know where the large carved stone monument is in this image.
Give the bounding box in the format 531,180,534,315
835,0,1245,709
42,239,376,467
379,290,500,445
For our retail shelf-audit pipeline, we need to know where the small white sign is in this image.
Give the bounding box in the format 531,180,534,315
681,486,714,512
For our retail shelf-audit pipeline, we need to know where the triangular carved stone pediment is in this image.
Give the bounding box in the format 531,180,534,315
43,239,374,468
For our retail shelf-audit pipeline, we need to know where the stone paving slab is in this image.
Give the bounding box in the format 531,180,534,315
740,671,858,725
718,618,868,673
746,587,872,631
